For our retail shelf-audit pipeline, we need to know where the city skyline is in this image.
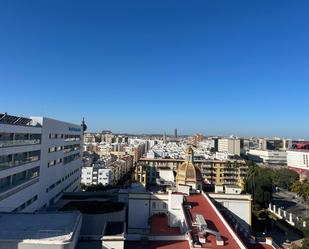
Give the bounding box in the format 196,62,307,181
1,0,309,138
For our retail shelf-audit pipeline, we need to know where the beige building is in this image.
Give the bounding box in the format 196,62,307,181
139,157,247,188
218,138,241,156
132,164,156,188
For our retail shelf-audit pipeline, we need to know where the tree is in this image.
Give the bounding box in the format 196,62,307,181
300,181,309,201
292,181,302,195
245,165,273,208
272,168,299,190
291,180,309,204
301,235,309,249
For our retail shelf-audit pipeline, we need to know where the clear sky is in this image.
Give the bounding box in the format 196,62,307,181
1,0,308,138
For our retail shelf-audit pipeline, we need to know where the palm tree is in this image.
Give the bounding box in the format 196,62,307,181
246,164,259,206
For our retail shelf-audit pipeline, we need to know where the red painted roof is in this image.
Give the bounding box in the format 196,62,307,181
186,194,243,248
150,214,181,235
125,241,190,249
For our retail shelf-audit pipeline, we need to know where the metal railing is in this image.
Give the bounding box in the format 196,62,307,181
0,139,41,148
0,177,39,201
0,156,40,170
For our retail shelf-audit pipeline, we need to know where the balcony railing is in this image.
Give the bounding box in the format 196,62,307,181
0,177,39,201
0,156,40,170
0,139,41,148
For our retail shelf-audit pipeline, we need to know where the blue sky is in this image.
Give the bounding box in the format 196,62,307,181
0,0,308,138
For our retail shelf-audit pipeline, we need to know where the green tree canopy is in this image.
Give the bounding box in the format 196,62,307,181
272,168,299,190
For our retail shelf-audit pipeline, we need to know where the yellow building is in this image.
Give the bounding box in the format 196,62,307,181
139,157,248,189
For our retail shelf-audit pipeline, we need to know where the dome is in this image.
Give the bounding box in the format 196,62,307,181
176,161,203,182
176,145,203,188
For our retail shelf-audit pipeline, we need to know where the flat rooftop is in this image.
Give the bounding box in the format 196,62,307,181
0,212,81,242
186,194,274,249
59,201,125,214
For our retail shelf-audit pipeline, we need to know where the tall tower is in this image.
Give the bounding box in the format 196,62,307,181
163,132,167,144
174,128,178,139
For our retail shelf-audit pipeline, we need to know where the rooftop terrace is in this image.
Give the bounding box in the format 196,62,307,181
0,113,41,127
185,194,274,249
0,212,81,242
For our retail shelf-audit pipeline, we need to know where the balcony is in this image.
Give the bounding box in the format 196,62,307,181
0,167,40,201
0,139,41,148
0,156,40,170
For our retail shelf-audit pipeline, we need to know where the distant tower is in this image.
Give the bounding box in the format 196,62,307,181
81,117,87,134
163,132,167,144
174,128,178,139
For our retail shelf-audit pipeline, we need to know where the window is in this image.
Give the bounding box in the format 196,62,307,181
0,167,39,193
163,202,167,209
63,153,80,164
0,176,10,189
152,202,156,209
49,147,56,153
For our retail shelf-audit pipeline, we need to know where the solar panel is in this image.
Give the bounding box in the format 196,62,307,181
0,113,32,125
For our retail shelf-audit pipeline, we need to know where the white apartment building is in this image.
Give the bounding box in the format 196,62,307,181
81,166,113,186
218,138,241,156
81,156,133,186
248,149,287,165
0,113,83,212
287,149,309,178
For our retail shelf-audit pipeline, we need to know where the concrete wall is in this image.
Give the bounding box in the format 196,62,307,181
209,193,251,229
128,198,150,232
102,240,124,249
32,117,83,209
80,210,126,239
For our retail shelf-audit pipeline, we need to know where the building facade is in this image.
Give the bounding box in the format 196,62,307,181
218,138,241,156
0,113,83,212
287,144,309,179
138,157,247,188
81,156,133,186
247,149,287,165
